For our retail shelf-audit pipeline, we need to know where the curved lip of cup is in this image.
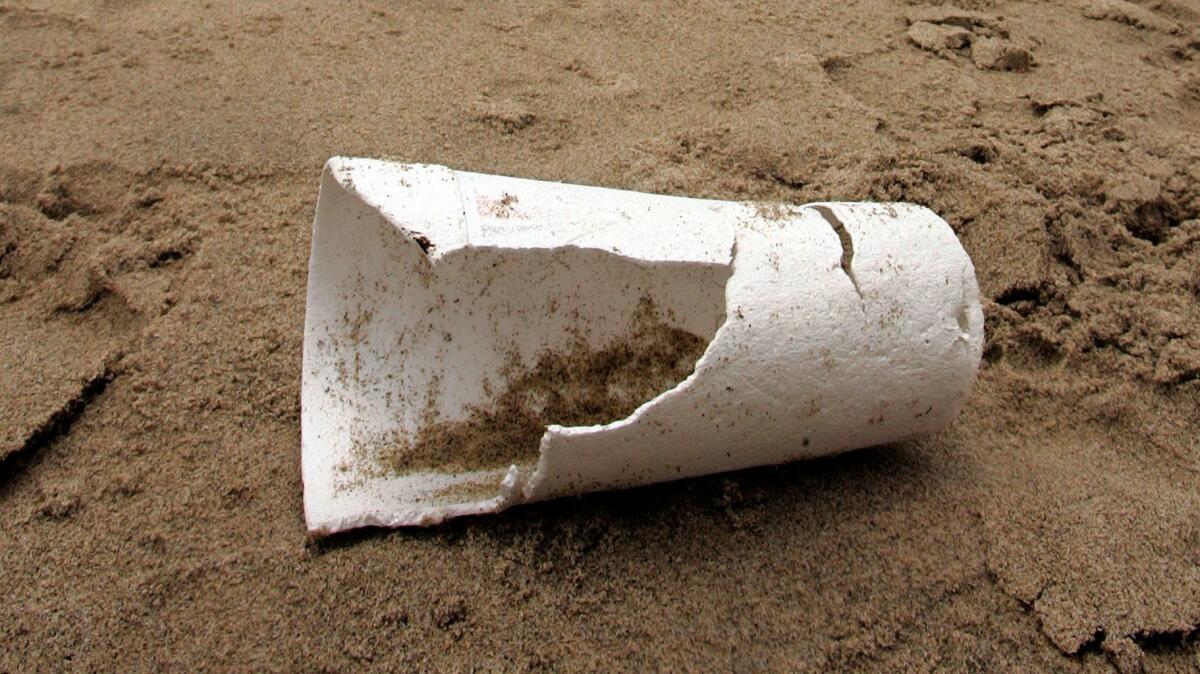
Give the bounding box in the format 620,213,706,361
301,158,984,535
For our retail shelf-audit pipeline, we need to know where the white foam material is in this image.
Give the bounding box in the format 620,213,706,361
301,158,984,533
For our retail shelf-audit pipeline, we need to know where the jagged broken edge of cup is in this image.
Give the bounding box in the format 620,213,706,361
301,158,984,535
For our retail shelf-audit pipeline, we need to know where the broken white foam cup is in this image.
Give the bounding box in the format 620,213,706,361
301,158,984,534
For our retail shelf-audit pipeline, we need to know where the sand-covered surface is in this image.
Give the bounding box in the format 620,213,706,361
2,0,1199,671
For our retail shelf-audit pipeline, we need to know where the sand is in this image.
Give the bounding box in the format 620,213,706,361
373,299,710,475
1,0,1198,671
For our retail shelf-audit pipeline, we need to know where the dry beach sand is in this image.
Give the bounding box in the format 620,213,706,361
2,0,1200,671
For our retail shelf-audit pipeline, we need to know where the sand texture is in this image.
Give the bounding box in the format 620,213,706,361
372,300,710,475
2,0,1199,671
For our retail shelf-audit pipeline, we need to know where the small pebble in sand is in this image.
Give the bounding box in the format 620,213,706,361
971,37,1034,72
907,21,973,52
